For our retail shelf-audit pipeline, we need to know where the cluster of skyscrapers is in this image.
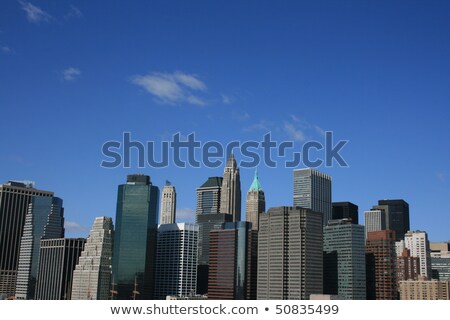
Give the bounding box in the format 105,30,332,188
1,157,449,300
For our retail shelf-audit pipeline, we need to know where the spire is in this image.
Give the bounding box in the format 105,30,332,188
249,168,263,192
226,152,237,168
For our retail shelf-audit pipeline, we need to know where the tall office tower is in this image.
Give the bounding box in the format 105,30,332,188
208,221,257,300
403,230,432,279
430,242,450,281
112,174,159,300
0,181,53,299
15,197,65,300
323,219,366,300
399,279,450,300
195,177,232,294
71,217,114,300
397,248,420,282
245,169,265,230
365,230,398,300
154,223,198,300
34,238,85,300
293,168,332,226
332,202,358,224
159,182,176,225
220,154,242,221
373,199,410,241
364,209,386,239
257,206,323,300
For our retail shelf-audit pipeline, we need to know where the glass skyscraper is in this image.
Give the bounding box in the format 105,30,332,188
112,174,159,300
293,168,331,226
15,196,64,300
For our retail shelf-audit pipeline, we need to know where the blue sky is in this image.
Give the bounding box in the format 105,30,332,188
1,1,449,241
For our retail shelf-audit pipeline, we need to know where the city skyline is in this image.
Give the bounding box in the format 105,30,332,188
1,0,449,243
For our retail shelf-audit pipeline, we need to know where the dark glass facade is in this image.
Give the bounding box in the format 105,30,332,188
112,175,159,299
332,202,359,224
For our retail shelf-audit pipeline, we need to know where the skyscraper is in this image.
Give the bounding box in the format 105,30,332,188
257,206,323,300
245,169,265,230
71,217,114,300
195,176,232,294
220,154,242,221
208,221,257,300
0,181,53,299
112,174,159,299
365,230,398,300
34,238,85,300
15,196,65,300
403,230,432,279
364,209,387,239
154,223,198,299
332,202,358,224
293,168,332,226
397,248,420,282
323,219,366,300
430,242,450,282
373,199,410,241
159,182,176,225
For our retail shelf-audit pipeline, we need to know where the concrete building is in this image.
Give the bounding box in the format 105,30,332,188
430,242,450,282
323,219,366,299
0,181,53,299
34,238,85,300
397,248,420,283
399,279,450,300
112,174,159,299
71,217,114,300
257,206,323,300
293,168,332,226
403,231,432,279
364,209,386,239
365,230,398,300
245,169,265,230
154,223,198,300
159,182,176,225
15,196,65,300
220,154,242,222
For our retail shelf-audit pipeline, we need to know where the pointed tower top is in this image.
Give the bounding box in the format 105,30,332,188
226,152,237,168
249,168,263,192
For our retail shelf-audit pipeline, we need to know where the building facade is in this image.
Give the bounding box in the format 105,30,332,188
397,248,420,282
257,206,323,300
376,199,410,241
403,230,432,279
245,169,265,231
71,216,114,300
399,279,450,300
154,223,198,300
332,202,358,224
219,154,242,222
0,181,53,299
364,209,386,239
208,221,257,300
34,238,85,300
15,196,65,300
323,219,366,299
365,230,398,300
112,174,159,299
293,168,332,226
159,183,176,225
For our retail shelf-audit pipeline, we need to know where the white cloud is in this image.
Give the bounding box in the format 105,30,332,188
1,46,12,53
176,208,195,222
131,71,208,106
284,122,306,141
65,221,88,233
19,1,52,24
62,67,81,81
243,119,274,132
65,5,83,19
222,94,233,104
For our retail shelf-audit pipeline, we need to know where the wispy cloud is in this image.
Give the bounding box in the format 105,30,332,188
222,94,233,105
131,71,208,106
232,111,250,122
243,119,274,132
1,46,12,54
65,5,83,20
176,207,195,222
437,172,447,183
19,1,52,24
65,221,88,233
284,122,306,141
62,67,81,81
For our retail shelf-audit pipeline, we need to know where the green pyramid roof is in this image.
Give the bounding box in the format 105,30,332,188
249,169,263,192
